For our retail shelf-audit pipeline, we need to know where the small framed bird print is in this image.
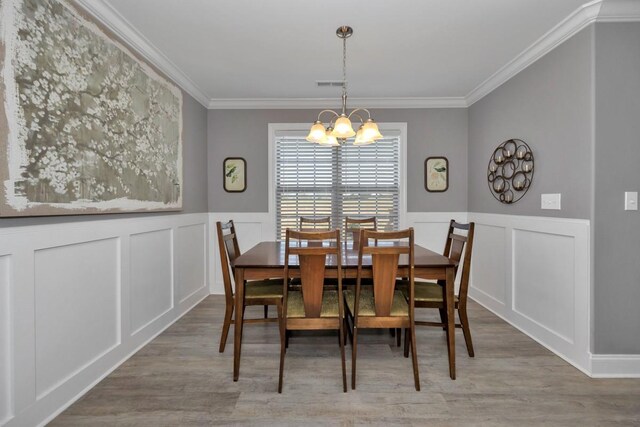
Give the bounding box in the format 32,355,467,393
223,157,246,193
425,157,448,192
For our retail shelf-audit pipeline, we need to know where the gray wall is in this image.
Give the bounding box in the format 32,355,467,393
593,22,640,354
468,27,594,219
0,91,209,228
208,108,468,213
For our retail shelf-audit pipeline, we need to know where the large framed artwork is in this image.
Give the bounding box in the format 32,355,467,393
0,0,183,216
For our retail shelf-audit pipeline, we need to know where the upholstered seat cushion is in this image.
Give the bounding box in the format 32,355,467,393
245,279,284,299
286,290,340,318
344,287,408,317
397,280,459,303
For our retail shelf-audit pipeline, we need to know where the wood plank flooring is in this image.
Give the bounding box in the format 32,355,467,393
52,295,640,426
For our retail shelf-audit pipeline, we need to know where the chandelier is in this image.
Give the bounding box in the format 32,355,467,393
306,26,383,147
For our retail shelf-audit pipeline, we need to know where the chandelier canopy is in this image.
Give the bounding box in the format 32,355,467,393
306,26,383,147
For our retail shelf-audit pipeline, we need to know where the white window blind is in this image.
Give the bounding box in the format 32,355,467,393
275,131,400,241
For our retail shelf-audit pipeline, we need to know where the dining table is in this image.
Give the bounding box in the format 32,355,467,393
232,241,459,381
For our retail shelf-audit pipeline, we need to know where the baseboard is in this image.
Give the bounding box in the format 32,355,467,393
590,354,640,378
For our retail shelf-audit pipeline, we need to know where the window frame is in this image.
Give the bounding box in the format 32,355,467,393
268,123,407,240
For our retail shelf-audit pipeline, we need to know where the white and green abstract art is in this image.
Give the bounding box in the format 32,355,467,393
0,0,183,216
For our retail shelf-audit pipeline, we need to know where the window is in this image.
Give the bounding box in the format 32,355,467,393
274,129,401,240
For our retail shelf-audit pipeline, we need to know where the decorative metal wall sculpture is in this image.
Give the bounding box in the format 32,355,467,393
487,139,534,204
0,0,183,217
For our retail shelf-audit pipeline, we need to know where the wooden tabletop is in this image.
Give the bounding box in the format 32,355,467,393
234,241,456,269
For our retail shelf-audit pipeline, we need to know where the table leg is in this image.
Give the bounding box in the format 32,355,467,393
446,265,456,380
233,267,245,381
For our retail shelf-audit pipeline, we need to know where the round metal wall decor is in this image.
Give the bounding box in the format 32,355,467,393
487,139,534,204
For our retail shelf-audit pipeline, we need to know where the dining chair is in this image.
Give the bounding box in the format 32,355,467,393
400,220,476,361
216,220,283,353
299,216,332,231
344,216,377,246
344,228,420,391
278,229,347,393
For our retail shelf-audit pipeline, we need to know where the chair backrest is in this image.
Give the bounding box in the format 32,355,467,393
344,216,377,246
216,220,242,304
284,229,342,318
356,228,414,318
441,220,475,302
299,216,332,232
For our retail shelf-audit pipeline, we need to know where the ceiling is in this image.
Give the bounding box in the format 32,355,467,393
96,0,596,105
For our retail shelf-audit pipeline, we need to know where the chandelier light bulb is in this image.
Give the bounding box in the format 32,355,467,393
354,125,373,145
331,115,356,138
319,127,340,146
306,121,327,143
361,119,383,141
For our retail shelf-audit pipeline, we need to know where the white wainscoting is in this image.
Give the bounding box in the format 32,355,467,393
0,212,210,427
467,212,591,374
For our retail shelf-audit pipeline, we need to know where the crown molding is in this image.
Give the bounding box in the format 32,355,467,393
465,0,603,106
465,0,640,106
597,0,640,22
207,97,468,109
74,0,210,107
75,0,640,111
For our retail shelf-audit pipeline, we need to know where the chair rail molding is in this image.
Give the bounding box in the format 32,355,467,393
0,212,210,427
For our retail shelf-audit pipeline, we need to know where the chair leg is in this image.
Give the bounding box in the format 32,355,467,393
218,301,234,353
396,328,401,347
438,308,447,331
410,323,420,391
264,305,268,319
403,328,410,358
285,330,290,349
351,326,359,390
459,306,475,357
339,320,347,393
277,302,283,342
278,327,286,393
345,312,354,345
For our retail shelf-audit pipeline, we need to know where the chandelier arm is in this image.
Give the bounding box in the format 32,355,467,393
347,108,372,120
348,113,365,125
316,109,340,123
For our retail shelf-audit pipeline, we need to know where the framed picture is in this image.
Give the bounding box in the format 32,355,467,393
425,157,449,192
223,158,246,192
0,0,183,216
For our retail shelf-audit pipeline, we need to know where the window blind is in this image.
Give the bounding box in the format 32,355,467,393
275,132,400,241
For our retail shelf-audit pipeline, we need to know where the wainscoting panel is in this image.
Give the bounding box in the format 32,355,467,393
513,229,575,343
468,212,590,374
34,238,121,400
0,213,210,427
0,256,11,426
470,224,507,307
130,230,173,335
176,224,207,304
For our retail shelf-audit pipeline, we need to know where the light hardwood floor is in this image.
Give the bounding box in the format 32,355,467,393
52,295,640,426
